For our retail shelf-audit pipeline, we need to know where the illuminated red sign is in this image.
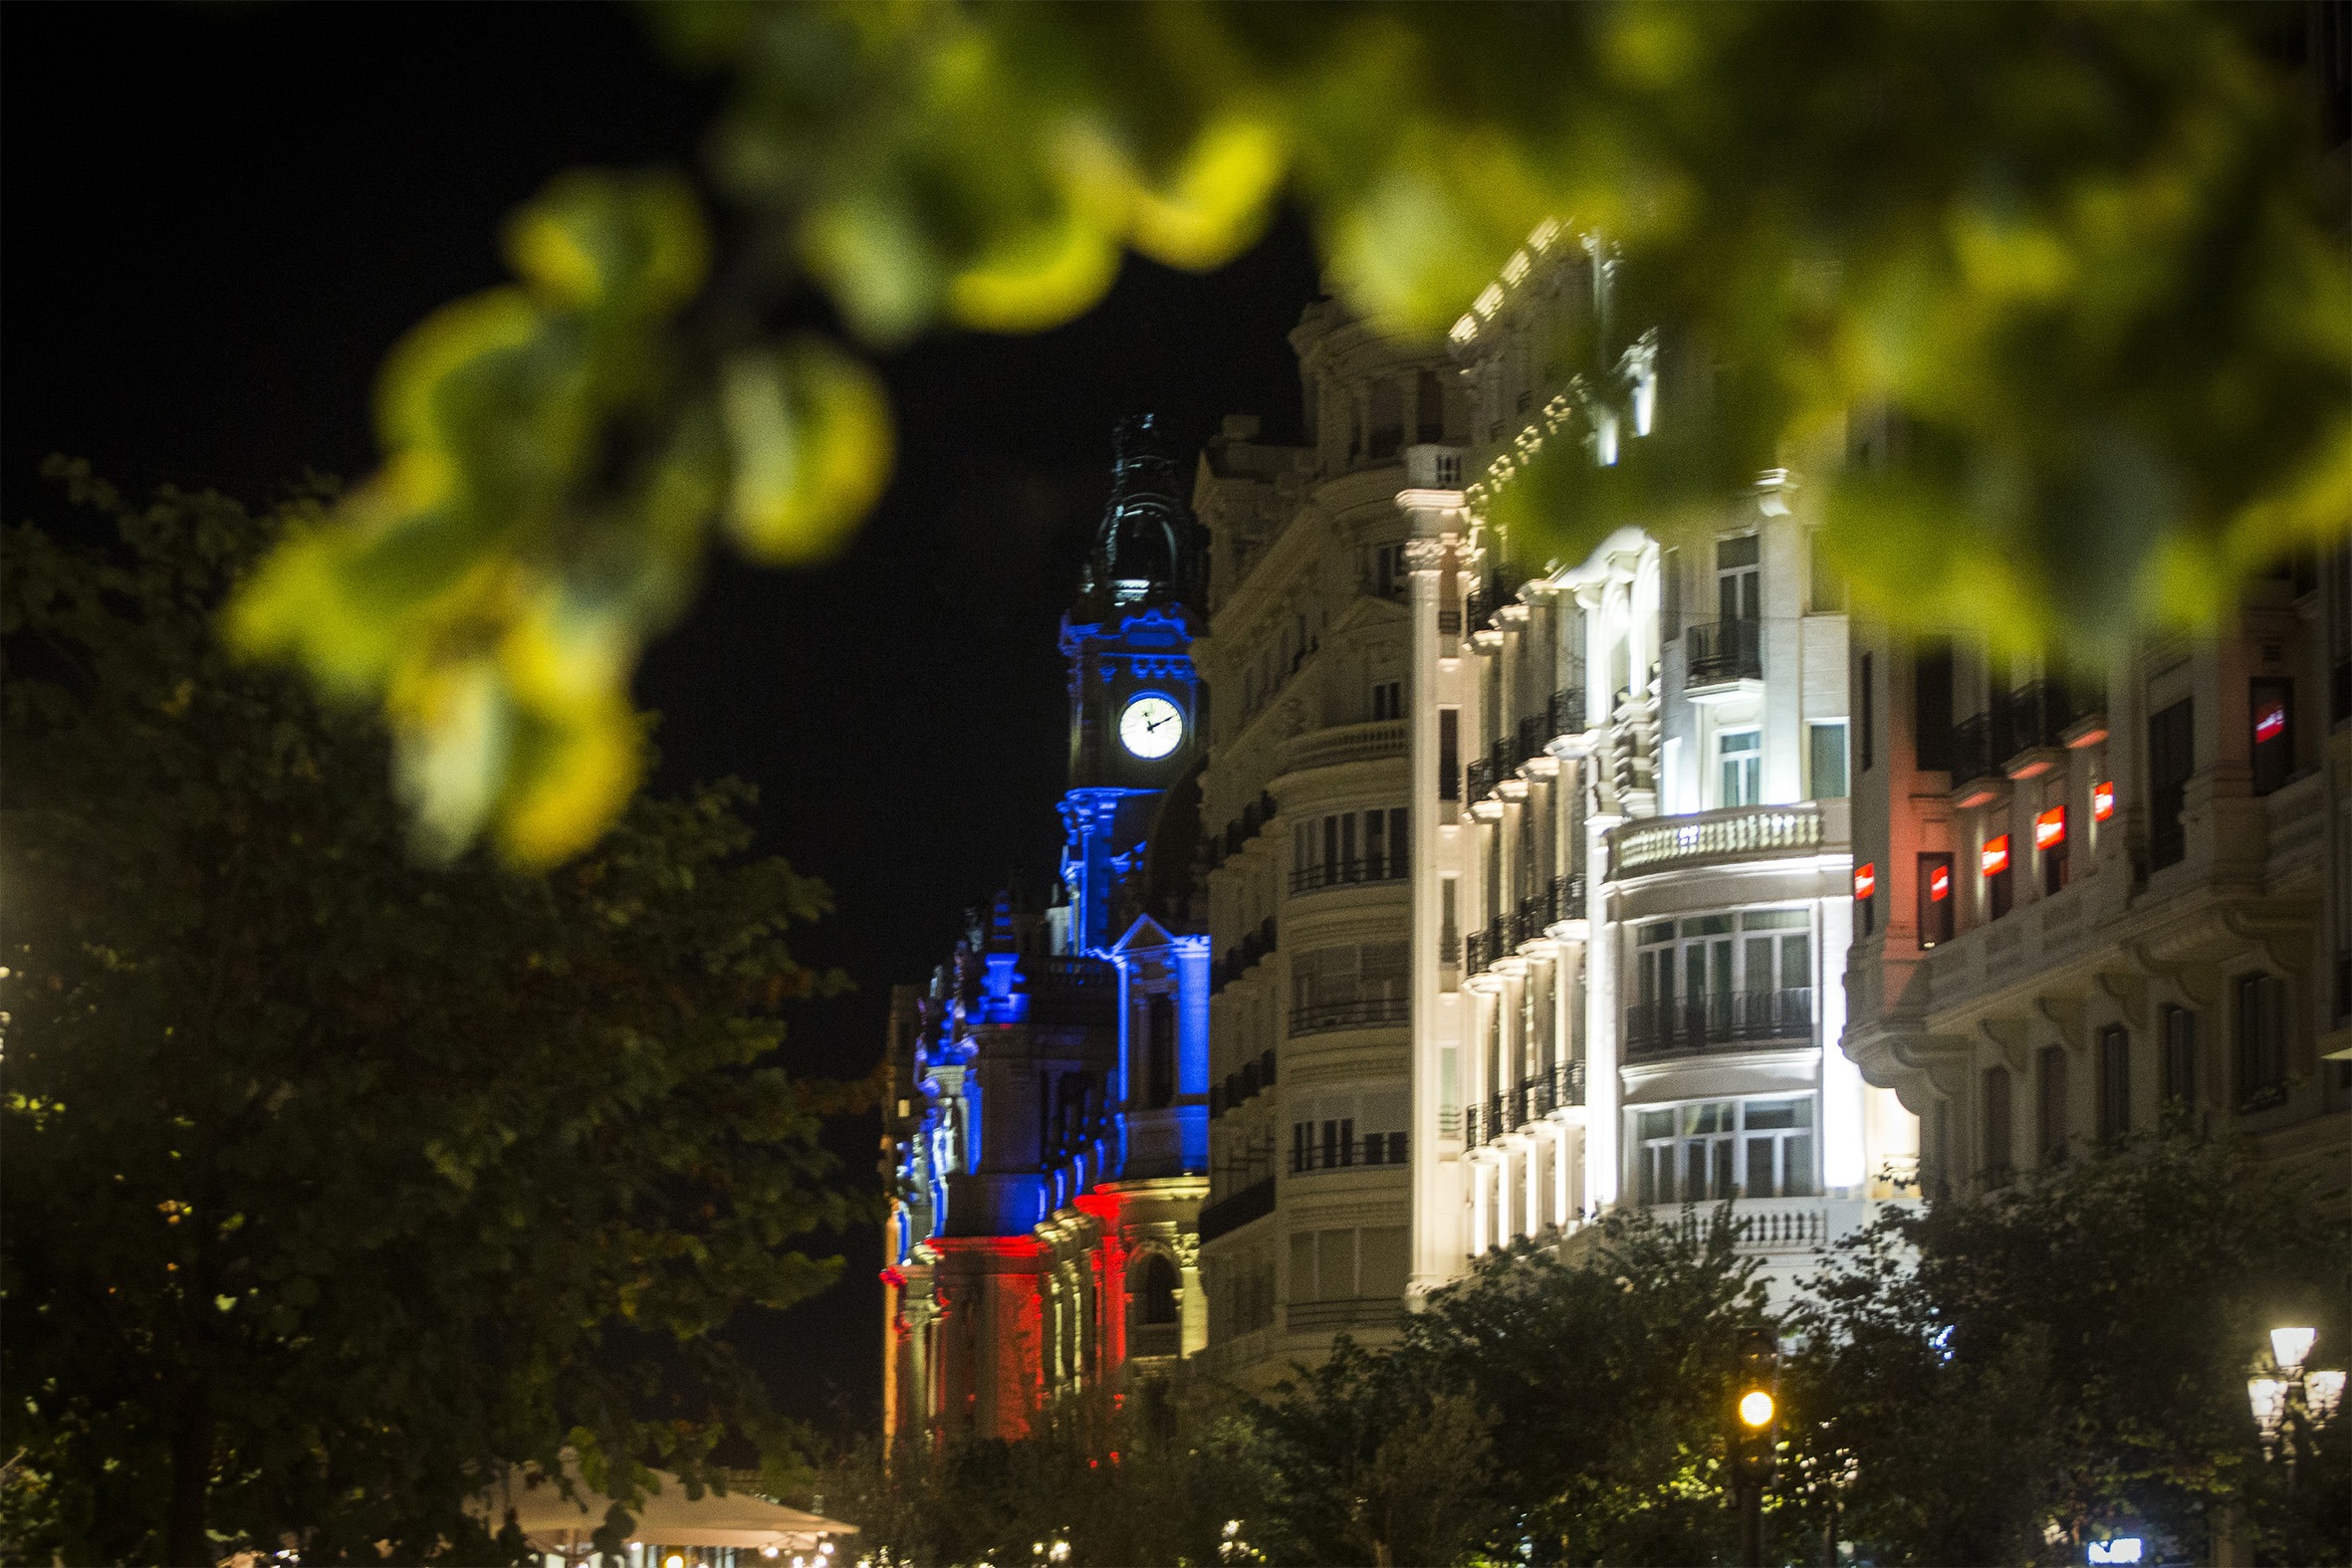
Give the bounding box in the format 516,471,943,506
2033,807,2066,850
1853,862,1877,900
1981,835,2011,877
2254,699,2287,743
2092,780,2116,821
1928,864,1952,902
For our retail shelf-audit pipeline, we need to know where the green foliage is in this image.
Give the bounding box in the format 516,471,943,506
1402,1211,1787,1565
819,1388,1291,1568
1787,1130,2351,1567
0,469,864,1564
215,0,2348,862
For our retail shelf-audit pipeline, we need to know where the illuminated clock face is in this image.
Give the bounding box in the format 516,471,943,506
1119,694,1185,760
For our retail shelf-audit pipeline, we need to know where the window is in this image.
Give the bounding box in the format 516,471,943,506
1915,640,1954,773
1291,1087,1407,1173
1631,910,1812,1052
2097,1025,2131,1145
2036,1045,2070,1165
2250,677,2293,795
1293,808,1408,892
1146,994,1177,1108
1440,877,1460,967
1373,544,1407,600
2160,1006,2199,1110
1717,534,1761,622
1416,369,1445,443
1371,679,1403,720
1720,728,1763,807
1369,380,1404,461
1809,721,1849,799
1859,654,1876,772
1982,1066,2013,1183
1661,546,1683,636
2149,697,2194,870
1809,530,1847,613
1291,942,1410,1034
2234,972,2288,1111
1129,1252,1180,1327
1439,708,1461,800
1918,853,1956,948
1633,1095,1816,1203
1984,834,2013,921
2036,805,2069,896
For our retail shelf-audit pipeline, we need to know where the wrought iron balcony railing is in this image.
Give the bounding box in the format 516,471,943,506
1289,857,1409,895
1685,618,1763,687
1624,988,1814,1060
1289,994,1411,1036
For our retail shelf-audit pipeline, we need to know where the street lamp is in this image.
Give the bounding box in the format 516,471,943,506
2245,1323,2344,1486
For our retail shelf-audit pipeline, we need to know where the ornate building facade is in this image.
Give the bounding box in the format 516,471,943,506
1840,554,2352,1201
881,418,1213,1444
882,229,2347,1439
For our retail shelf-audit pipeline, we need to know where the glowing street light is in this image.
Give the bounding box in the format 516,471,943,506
2246,1323,2343,1488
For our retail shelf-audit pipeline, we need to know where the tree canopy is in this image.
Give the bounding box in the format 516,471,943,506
0,469,861,1565
836,1135,2346,1567
210,0,2349,863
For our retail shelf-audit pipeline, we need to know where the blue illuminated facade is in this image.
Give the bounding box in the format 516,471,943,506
881,417,1214,1443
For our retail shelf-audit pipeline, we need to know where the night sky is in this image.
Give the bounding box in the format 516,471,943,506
4,2,1320,1431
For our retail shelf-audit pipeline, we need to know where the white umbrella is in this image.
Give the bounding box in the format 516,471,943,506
475,1451,856,1557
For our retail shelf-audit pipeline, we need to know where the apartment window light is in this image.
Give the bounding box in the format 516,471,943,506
1983,834,2013,920
1809,720,1849,799
1720,728,1763,807
1918,853,1956,948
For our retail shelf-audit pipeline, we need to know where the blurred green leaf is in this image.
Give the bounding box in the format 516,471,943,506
230,0,2351,860
721,337,896,565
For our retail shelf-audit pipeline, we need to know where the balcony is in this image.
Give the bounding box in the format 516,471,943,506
1210,916,1278,996
1550,684,1587,739
1463,1062,1585,1150
1289,857,1408,896
1289,994,1410,1035
1465,928,1493,977
1608,801,1832,880
1650,1197,1841,1255
1287,1297,1403,1332
1466,738,1519,803
1197,1176,1275,1243
1127,1322,1180,1359
1292,1130,1409,1173
1282,720,1407,776
1950,679,2108,802
1684,618,1763,690
1027,955,1119,1025
1624,988,1814,1061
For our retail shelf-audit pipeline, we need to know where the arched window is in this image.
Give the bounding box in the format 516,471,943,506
1129,1252,1180,1328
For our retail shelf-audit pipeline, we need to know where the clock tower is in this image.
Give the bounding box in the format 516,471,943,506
1058,414,1206,954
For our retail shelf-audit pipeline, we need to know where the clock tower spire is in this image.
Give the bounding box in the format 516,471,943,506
1058,414,1205,954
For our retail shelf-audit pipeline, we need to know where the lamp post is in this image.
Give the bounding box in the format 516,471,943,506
2244,1324,2345,1490
1732,1327,1779,1568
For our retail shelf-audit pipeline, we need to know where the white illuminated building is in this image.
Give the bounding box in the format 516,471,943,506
1402,230,1917,1296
